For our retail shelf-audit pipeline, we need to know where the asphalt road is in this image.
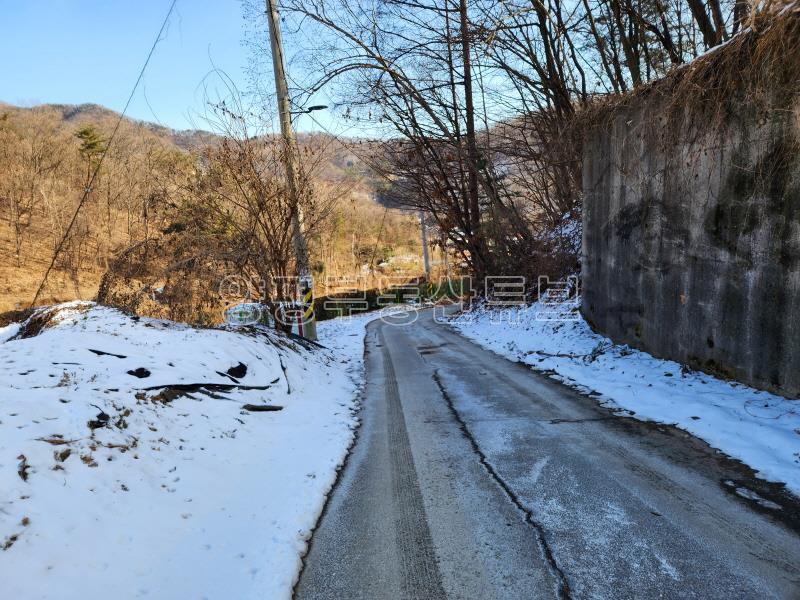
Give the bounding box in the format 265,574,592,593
296,309,800,599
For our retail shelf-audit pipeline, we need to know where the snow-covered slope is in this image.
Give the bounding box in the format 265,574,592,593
0,303,373,599
451,300,800,496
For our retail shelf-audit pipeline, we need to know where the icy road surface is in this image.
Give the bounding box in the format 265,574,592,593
297,309,800,599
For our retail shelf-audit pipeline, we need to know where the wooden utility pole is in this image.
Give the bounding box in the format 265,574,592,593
419,210,431,279
458,0,485,281
265,0,316,340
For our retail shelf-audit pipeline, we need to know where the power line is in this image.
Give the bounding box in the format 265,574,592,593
30,0,178,307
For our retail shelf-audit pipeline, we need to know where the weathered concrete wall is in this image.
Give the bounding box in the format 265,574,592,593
582,93,800,397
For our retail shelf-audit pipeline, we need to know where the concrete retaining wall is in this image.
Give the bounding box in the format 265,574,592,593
582,92,800,397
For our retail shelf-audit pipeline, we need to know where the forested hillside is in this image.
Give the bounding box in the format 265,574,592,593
0,103,422,318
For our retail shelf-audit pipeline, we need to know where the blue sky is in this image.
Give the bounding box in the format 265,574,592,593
0,0,338,133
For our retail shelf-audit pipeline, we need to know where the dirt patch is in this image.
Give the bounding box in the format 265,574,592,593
0,307,35,328
227,362,248,379
10,303,93,340
127,368,152,379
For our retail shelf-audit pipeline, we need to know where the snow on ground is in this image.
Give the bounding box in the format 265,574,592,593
450,298,800,496
0,302,376,599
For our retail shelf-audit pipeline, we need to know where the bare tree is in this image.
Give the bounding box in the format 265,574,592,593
0,109,68,266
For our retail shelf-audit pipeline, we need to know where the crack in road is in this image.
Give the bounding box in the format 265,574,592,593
431,368,573,600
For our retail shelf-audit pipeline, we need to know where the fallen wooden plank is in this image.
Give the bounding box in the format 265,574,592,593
242,404,283,412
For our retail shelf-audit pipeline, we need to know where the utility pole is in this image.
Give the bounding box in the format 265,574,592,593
443,235,450,279
265,0,317,340
419,210,431,280
458,0,485,282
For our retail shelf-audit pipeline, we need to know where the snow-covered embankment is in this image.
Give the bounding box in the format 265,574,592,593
451,300,800,496
0,302,373,599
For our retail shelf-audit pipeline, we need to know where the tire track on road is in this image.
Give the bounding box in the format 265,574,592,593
381,329,446,600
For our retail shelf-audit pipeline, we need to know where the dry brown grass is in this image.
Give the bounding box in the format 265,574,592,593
576,2,800,134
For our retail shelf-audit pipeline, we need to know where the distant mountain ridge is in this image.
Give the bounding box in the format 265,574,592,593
4,102,222,151
1,101,374,182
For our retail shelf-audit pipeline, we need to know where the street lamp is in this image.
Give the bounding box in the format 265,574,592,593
290,104,328,116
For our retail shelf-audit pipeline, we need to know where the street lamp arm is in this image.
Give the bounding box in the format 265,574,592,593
289,104,329,115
